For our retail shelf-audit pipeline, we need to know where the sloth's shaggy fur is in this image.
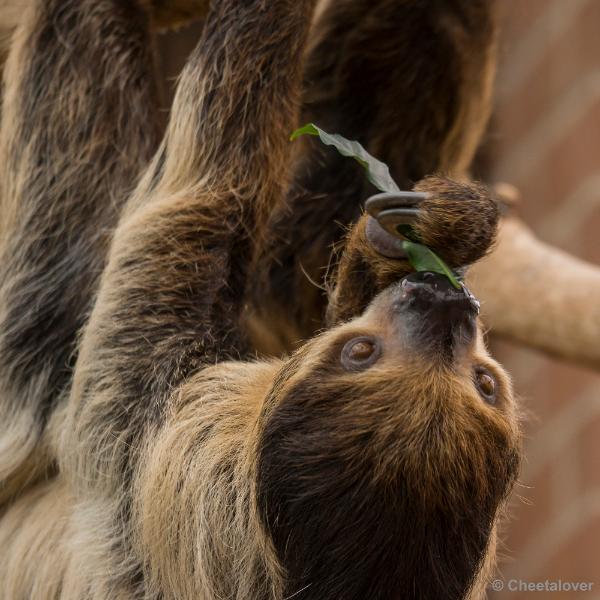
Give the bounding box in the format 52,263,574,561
0,0,521,598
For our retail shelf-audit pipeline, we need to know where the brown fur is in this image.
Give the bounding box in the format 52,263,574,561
0,0,521,598
0,0,160,506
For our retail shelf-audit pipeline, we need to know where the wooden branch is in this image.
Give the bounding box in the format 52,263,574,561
468,217,600,370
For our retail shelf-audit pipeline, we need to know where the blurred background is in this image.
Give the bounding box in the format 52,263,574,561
157,1,600,596
486,1,600,597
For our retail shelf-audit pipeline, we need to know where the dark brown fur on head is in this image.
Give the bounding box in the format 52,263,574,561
257,290,520,600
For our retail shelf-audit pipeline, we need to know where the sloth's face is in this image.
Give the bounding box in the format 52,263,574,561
257,272,521,600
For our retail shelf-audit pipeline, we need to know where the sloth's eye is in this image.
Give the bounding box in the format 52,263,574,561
341,337,381,371
474,367,497,404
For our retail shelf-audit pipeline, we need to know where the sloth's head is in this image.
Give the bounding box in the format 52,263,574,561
256,272,521,600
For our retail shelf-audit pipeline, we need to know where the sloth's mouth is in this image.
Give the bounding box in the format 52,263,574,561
390,272,479,355
396,271,479,313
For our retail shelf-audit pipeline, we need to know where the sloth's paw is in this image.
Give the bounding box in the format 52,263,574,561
365,176,500,268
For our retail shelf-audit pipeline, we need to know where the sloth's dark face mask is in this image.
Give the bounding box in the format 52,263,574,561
256,273,521,600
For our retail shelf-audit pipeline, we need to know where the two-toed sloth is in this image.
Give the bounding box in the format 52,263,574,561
0,1,521,599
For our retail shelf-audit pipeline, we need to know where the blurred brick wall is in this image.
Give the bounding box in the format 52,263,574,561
487,1,600,598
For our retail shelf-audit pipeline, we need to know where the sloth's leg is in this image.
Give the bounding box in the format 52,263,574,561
248,0,498,351
64,0,317,593
0,0,160,503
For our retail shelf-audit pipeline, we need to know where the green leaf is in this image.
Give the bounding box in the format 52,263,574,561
291,123,461,290
401,240,461,289
290,123,401,194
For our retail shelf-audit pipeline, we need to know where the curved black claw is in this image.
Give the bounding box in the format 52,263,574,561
365,191,428,237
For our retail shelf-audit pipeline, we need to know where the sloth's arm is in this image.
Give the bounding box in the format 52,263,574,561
67,0,317,497
0,0,160,501
249,0,498,349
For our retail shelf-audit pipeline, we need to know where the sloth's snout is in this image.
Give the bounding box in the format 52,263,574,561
399,272,479,314
392,272,480,354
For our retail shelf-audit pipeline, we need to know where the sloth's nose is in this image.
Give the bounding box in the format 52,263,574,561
393,272,480,353
400,271,479,313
